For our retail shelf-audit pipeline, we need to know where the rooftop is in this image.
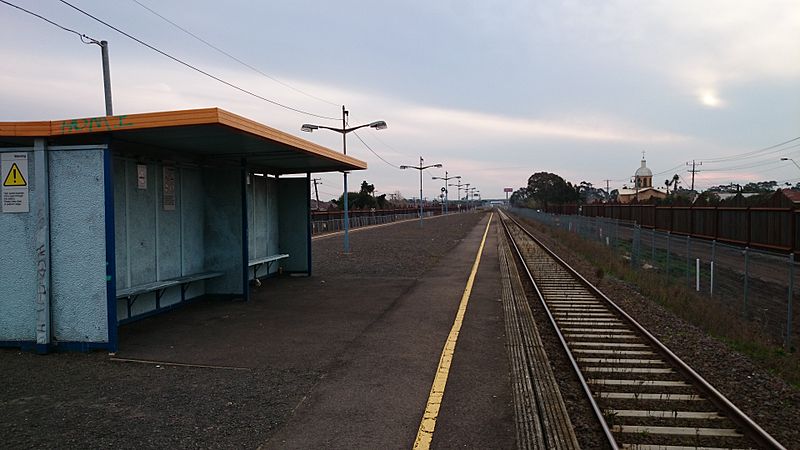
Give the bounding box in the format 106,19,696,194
0,107,366,174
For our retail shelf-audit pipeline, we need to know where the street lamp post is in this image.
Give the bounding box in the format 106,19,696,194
781,157,800,172
449,180,463,211
468,187,478,210
302,105,386,253
432,171,460,214
463,183,471,209
401,156,442,227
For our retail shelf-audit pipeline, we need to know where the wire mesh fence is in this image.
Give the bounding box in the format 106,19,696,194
511,207,799,349
311,211,437,235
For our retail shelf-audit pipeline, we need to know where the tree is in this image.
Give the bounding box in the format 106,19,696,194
577,180,607,203
741,180,778,193
526,172,579,209
509,187,531,207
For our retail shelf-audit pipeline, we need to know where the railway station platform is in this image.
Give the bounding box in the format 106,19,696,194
0,211,516,449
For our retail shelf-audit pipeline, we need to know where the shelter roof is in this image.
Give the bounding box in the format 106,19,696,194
0,108,366,174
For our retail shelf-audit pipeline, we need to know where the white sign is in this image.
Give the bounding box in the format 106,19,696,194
2,153,29,213
163,166,176,211
137,164,147,190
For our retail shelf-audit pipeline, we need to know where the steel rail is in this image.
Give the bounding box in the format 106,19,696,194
503,210,786,450
499,212,619,450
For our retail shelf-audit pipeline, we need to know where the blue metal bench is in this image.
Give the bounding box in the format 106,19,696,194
116,271,224,319
248,253,289,286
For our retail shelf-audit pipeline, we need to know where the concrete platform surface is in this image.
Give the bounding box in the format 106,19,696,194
0,212,514,449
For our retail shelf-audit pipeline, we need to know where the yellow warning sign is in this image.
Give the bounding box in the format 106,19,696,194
3,163,27,187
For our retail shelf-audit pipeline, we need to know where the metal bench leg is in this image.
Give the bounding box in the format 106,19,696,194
126,294,140,319
155,288,168,309
253,264,262,287
181,282,190,302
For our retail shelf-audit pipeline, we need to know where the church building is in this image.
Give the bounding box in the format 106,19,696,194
616,155,668,203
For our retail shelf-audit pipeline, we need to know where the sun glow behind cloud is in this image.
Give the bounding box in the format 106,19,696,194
697,88,724,108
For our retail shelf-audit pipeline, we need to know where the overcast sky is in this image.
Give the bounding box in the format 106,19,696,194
2,0,799,201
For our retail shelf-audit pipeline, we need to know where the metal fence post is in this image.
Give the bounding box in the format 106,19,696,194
710,240,716,297
636,225,642,269
787,252,795,350
666,232,671,278
743,247,749,318
651,229,656,266
685,235,691,288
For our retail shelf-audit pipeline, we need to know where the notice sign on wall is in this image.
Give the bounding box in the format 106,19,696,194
163,166,176,211
137,164,147,190
2,153,29,213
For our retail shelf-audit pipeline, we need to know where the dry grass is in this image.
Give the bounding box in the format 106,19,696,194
523,218,800,388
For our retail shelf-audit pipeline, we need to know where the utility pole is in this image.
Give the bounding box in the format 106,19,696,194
100,40,113,116
687,160,702,191
311,177,322,210
604,179,612,200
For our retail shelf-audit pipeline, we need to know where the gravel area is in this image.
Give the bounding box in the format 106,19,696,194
0,352,318,450
514,214,800,449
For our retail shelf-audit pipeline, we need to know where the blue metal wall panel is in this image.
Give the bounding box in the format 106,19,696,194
203,166,244,294
277,178,310,273
113,161,208,320
267,177,279,261
0,150,36,341
113,157,128,289
181,167,205,275
127,161,157,286
247,174,280,278
49,150,107,343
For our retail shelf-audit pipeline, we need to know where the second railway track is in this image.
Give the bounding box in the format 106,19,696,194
499,210,785,450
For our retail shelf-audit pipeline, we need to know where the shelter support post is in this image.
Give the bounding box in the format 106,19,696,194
241,159,250,302
33,138,51,354
103,142,118,353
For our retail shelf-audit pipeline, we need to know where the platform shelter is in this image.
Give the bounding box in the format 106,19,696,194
0,108,365,353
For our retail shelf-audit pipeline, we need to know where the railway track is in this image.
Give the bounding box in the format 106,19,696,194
499,210,785,450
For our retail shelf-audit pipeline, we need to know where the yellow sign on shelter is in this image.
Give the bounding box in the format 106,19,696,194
3,162,27,186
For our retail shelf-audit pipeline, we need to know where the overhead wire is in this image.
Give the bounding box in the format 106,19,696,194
698,136,800,163
1,0,99,44
57,0,338,120
128,0,341,109
352,131,401,169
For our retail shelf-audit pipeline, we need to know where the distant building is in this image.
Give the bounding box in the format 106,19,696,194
616,156,667,203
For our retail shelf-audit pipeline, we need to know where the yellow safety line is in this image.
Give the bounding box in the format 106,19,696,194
412,213,494,450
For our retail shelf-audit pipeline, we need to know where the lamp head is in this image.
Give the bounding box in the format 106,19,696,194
301,124,319,132
369,120,388,130
781,157,790,161
433,164,443,168
400,165,409,170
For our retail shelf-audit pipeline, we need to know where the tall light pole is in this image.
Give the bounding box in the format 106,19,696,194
400,156,442,227
449,180,463,211
781,157,800,172
302,106,387,253
432,172,460,214
468,187,477,210
463,183,471,209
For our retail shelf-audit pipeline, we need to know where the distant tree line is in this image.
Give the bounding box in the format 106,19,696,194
510,171,799,209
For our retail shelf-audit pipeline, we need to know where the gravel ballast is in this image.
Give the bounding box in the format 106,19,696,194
514,214,800,448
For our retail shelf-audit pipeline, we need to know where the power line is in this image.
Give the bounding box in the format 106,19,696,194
57,0,337,120
1,0,99,44
699,136,800,163
128,0,340,109
352,131,402,169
